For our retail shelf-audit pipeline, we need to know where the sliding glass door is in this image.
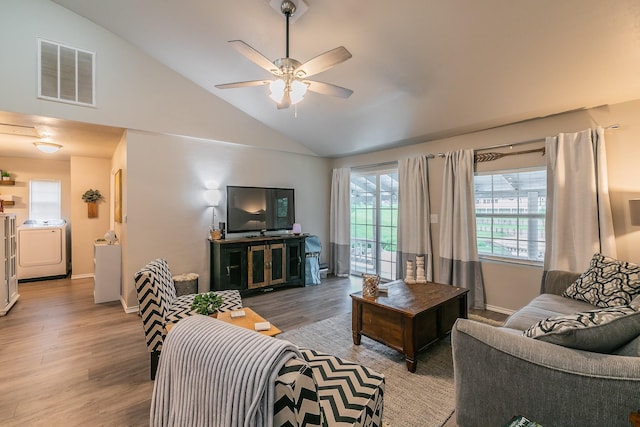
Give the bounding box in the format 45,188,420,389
350,168,398,280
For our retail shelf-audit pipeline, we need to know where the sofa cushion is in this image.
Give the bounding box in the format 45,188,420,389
612,334,640,357
562,253,640,308
523,305,640,353
502,294,596,331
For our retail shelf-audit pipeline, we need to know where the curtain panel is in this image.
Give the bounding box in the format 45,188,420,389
397,156,433,281
329,168,351,277
439,149,485,309
544,127,616,273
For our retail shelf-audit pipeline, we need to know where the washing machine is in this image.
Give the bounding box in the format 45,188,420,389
17,219,70,280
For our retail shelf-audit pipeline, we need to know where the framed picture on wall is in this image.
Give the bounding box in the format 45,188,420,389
114,169,122,223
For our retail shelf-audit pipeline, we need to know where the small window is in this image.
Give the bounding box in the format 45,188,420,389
474,168,546,264
30,180,62,221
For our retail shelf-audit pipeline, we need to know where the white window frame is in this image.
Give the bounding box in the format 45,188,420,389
29,180,62,221
474,166,546,266
350,167,399,280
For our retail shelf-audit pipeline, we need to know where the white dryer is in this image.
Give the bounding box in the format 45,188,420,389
17,220,70,280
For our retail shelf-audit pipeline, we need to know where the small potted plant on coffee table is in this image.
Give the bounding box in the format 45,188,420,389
191,292,224,318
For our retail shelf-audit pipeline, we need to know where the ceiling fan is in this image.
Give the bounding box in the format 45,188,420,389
215,0,353,109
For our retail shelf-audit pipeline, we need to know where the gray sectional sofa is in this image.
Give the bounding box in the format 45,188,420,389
452,268,640,427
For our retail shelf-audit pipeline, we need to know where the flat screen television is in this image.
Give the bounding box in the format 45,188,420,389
226,186,295,234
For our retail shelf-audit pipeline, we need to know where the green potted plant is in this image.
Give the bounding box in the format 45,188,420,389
82,189,103,218
1,171,10,181
81,189,103,203
191,292,224,317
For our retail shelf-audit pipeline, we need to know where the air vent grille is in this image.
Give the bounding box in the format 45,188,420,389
38,39,95,107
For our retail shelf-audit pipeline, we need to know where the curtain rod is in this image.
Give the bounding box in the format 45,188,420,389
351,160,398,170
426,123,620,159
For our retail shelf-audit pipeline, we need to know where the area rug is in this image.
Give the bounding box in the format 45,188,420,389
278,313,456,427
468,313,504,327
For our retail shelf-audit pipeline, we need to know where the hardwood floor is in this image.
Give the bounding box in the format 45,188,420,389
0,275,507,426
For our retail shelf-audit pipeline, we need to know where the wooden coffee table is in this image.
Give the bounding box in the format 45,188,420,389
351,280,468,372
166,307,281,337
216,307,281,336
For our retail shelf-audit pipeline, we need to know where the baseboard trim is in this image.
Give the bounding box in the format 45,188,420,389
122,298,139,314
485,304,515,316
71,273,94,280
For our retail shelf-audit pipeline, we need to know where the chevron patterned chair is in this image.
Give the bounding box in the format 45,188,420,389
152,315,385,427
134,258,243,379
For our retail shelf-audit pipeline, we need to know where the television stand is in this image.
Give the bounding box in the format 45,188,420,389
209,235,306,295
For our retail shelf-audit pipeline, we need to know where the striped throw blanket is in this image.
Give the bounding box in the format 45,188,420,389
150,315,301,427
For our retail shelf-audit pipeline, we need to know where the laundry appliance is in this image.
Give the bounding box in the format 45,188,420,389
17,219,70,280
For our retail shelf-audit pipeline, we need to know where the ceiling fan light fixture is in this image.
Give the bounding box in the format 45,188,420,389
290,80,308,104
215,0,352,108
34,141,62,153
269,79,286,103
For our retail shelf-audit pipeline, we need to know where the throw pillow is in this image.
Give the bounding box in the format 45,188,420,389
562,253,640,307
523,305,640,353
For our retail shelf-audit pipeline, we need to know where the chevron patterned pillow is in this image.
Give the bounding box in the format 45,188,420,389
523,305,640,353
562,253,640,308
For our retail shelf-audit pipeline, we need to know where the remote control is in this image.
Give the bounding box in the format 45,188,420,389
230,310,246,318
254,321,271,331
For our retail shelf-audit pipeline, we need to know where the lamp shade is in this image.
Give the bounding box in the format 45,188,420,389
289,80,308,105
204,189,221,207
630,199,640,226
269,79,286,103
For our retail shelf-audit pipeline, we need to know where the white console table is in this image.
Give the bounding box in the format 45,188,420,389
93,242,121,303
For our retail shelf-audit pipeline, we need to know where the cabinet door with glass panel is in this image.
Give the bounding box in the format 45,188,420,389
248,243,286,289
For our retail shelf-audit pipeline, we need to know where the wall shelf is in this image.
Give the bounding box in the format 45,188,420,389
1,201,15,207
0,181,15,186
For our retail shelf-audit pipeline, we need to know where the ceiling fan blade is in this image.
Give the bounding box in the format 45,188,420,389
294,46,352,78
278,92,291,109
304,80,353,98
228,40,278,75
215,80,272,90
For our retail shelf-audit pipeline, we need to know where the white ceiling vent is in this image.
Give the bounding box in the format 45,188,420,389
38,38,95,107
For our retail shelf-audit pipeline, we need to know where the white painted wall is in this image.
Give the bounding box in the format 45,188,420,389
111,133,128,306
69,157,111,278
122,131,331,308
333,101,640,313
0,0,312,156
4,0,640,316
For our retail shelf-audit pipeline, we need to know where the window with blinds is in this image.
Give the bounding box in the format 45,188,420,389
38,39,95,106
474,167,546,264
29,180,62,221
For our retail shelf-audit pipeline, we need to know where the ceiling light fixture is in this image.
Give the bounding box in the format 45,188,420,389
269,78,308,105
33,141,62,153
215,0,353,109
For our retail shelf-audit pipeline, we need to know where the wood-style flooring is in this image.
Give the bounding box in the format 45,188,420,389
0,275,507,426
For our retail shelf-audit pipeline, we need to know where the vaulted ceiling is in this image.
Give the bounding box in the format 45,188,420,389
11,0,640,159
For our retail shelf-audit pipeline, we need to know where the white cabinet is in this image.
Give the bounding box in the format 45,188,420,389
1,214,18,316
93,242,121,303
